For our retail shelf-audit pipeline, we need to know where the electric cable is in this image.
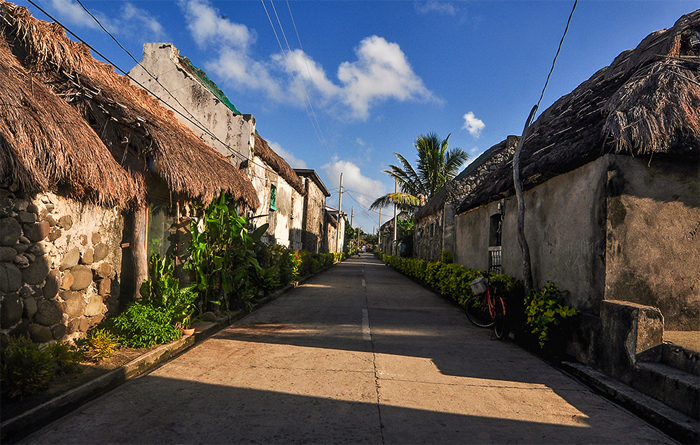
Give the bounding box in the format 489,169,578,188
25,0,285,182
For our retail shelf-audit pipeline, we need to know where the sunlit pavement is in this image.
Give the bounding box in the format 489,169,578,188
26,254,674,444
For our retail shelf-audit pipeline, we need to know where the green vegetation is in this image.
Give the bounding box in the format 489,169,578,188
111,302,180,348
378,253,576,351
1,337,84,400
524,283,578,348
186,193,270,312
370,133,468,213
85,328,120,360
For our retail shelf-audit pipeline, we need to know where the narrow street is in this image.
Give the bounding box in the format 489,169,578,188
26,254,673,444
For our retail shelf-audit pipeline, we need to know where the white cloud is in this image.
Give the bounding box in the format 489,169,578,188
322,159,386,211
356,138,366,146
48,0,165,40
462,112,485,138
268,141,307,169
178,2,436,121
415,0,458,16
337,36,435,120
49,0,99,29
179,0,254,49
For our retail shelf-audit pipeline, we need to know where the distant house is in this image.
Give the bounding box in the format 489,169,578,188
0,2,258,343
451,11,699,360
378,211,411,256
325,208,348,253
128,43,310,249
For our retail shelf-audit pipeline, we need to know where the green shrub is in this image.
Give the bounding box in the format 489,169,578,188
140,254,198,326
111,302,180,348
45,341,84,375
1,336,54,399
524,283,578,349
441,250,453,264
87,328,121,360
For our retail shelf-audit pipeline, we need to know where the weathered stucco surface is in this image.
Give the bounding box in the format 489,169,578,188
1,187,123,343
604,156,700,330
300,177,327,253
128,43,254,166
456,155,610,312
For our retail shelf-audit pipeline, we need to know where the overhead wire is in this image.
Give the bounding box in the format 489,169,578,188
261,0,335,167
26,0,286,182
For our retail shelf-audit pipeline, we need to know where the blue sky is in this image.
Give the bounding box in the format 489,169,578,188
16,0,699,231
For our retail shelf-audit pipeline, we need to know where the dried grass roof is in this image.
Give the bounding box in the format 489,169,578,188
0,2,259,209
416,137,519,221
0,38,141,208
457,10,700,214
254,133,305,195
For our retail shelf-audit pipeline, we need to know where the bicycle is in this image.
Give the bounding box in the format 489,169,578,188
464,275,507,339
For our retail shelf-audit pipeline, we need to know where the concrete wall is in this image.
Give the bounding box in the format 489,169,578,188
454,152,699,332
290,187,304,251
455,155,610,313
604,156,700,330
128,43,254,166
1,187,122,344
300,178,327,253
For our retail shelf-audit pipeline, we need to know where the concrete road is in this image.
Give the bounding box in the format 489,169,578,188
26,254,674,444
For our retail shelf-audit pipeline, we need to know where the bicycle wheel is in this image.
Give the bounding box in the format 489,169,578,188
465,297,494,328
492,296,507,339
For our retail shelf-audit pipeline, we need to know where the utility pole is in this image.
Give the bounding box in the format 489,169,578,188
378,207,382,251
337,173,343,253
393,180,397,256
350,207,355,251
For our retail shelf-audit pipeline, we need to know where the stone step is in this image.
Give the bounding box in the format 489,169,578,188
660,342,700,376
633,361,700,419
561,361,699,444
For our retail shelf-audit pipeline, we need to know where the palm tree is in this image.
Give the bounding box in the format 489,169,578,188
370,133,468,212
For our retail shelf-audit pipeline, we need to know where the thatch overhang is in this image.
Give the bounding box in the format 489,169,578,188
457,10,700,215
0,2,259,210
254,133,306,196
294,168,330,197
0,38,141,209
416,136,519,220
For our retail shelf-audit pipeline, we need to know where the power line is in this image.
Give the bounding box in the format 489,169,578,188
536,0,578,112
25,0,283,182
260,0,335,167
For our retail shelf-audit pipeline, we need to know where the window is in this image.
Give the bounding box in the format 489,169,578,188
147,199,175,259
488,213,502,273
269,184,277,211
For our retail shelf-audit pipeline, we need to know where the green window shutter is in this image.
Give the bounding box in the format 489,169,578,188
270,184,277,211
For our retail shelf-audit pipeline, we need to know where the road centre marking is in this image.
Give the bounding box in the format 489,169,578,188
362,279,366,287
362,309,371,341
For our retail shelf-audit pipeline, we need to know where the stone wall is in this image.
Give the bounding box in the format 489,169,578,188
415,211,444,262
0,185,123,344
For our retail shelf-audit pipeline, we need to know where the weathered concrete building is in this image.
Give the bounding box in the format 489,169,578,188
129,43,312,249
295,169,331,253
447,11,699,401
0,2,258,343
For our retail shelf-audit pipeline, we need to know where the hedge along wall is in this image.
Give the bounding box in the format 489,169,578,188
378,253,524,308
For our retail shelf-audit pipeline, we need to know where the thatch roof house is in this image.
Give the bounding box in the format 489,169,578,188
0,1,259,343
128,42,312,249
450,10,699,369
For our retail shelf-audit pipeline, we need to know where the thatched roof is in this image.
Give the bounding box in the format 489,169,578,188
0,2,259,209
457,10,700,214
0,38,140,208
254,133,305,195
415,136,519,221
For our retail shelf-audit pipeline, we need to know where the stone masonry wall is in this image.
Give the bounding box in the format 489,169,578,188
0,184,123,344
